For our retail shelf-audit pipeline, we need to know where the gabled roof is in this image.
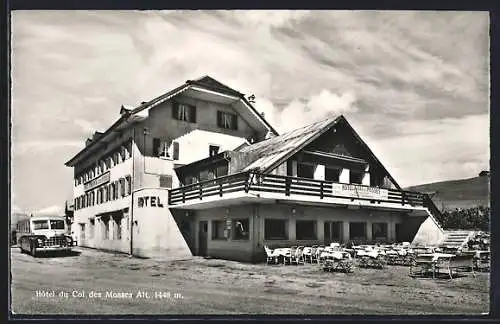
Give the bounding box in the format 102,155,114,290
186,75,244,98
238,117,342,172
236,115,402,191
65,75,277,167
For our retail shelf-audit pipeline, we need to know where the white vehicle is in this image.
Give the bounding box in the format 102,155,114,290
16,215,74,257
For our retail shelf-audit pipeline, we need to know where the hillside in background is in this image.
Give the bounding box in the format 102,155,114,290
406,174,490,211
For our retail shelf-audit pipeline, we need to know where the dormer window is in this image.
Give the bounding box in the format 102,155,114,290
172,102,196,123
217,111,238,130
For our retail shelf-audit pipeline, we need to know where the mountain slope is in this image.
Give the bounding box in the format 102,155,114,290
406,175,490,211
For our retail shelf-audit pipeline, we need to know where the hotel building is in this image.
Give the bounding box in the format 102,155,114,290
65,76,444,261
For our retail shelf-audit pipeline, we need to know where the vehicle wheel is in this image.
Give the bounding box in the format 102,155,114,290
30,243,37,257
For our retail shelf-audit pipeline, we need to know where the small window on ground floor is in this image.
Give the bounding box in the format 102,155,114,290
349,222,366,241
264,219,288,240
296,220,317,240
89,219,95,239
372,222,388,241
212,220,226,240
233,219,249,240
79,223,86,239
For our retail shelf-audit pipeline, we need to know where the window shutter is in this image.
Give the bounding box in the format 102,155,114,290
233,114,238,130
172,102,178,119
173,141,179,160
189,105,196,123
159,175,172,188
217,111,223,127
153,138,160,156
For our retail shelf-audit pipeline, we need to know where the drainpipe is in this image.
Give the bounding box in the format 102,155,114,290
129,126,136,257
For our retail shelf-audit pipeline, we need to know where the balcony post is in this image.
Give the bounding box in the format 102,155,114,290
320,181,324,199
219,182,223,197
199,183,203,200
182,190,185,203
285,178,291,196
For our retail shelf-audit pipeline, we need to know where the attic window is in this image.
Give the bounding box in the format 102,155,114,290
217,111,238,130
172,102,196,123
209,145,220,157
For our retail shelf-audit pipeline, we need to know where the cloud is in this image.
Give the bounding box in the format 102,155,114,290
256,89,357,133
35,205,64,216
10,10,489,211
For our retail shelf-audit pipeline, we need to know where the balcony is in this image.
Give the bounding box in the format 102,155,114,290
168,171,430,214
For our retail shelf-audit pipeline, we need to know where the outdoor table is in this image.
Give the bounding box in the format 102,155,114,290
415,253,455,278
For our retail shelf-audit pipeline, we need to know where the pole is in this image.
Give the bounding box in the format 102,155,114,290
129,126,136,257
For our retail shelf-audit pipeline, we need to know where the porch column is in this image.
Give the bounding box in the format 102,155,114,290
366,220,372,242
288,219,296,242
388,220,395,242
342,221,350,242
362,165,370,186
316,219,324,242
339,168,350,184
314,164,325,181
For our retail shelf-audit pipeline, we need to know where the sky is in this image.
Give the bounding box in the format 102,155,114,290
11,10,490,215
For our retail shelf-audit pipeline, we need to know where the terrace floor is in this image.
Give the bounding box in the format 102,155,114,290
11,246,489,315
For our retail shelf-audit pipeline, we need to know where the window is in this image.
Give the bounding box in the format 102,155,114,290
113,215,122,240
325,167,340,182
350,171,364,184
212,220,226,240
349,222,367,241
184,176,198,185
297,163,315,179
264,219,288,240
120,179,125,197
33,220,49,230
217,111,238,130
372,223,388,240
50,220,65,230
199,170,209,182
233,219,249,240
296,220,317,240
172,102,196,123
153,138,170,158
209,145,220,157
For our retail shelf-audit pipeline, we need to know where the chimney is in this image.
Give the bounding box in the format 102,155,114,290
260,112,265,118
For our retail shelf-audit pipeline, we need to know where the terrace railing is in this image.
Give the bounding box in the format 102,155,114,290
168,171,425,207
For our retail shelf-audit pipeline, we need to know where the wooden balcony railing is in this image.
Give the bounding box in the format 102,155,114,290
168,171,425,207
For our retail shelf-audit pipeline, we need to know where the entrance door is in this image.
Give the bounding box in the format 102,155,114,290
395,223,403,242
198,221,208,257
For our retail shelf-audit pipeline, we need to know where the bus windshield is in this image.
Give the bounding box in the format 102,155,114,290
50,220,65,230
33,220,49,230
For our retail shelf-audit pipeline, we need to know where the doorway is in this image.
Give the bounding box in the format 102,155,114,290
198,221,208,257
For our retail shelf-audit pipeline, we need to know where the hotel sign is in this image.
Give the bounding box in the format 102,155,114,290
332,183,388,201
84,171,110,191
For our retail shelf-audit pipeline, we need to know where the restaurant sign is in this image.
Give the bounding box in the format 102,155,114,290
332,183,388,200
84,171,110,191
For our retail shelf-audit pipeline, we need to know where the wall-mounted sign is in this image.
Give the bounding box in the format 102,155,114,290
84,171,110,191
137,196,165,208
332,183,388,200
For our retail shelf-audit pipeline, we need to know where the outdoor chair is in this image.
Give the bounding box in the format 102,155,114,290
264,246,278,265
284,247,297,265
315,247,325,263
310,246,318,263
302,247,313,263
449,253,476,278
291,246,305,265
409,254,435,278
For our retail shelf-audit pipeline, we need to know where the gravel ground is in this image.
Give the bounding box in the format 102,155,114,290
10,246,490,315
